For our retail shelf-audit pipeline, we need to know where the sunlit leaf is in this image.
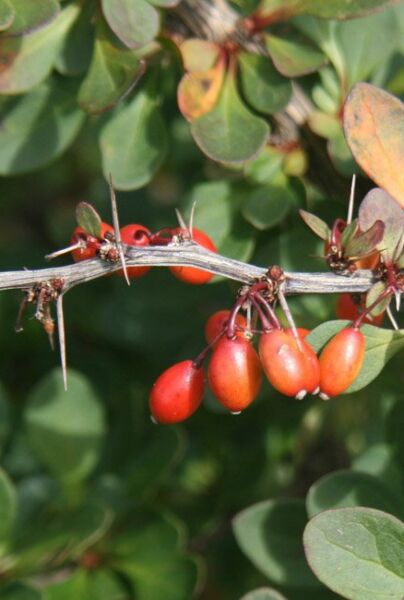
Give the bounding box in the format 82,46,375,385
75,202,102,237
256,0,398,21
0,3,79,94
343,83,404,208
304,507,404,600
180,38,220,72
2,0,59,36
100,78,168,190
299,209,330,241
78,18,145,114
101,0,159,49
265,31,325,77
191,68,269,163
238,52,292,113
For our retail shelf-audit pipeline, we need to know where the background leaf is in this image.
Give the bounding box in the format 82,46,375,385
101,0,159,50
24,368,106,484
3,0,59,36
238,52,292,113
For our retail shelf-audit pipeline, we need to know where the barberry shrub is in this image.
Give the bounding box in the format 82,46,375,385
0,1,403,600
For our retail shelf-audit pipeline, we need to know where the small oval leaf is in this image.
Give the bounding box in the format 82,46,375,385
101,0,159,49
75,202,102,237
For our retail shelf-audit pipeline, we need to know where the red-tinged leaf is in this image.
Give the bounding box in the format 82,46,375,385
180,38,220,72
299,209,331,241
340,219,358,247
358,188,404,261
344,220,385,259
76,202,102,237
343,83,404,208
178,54,225,122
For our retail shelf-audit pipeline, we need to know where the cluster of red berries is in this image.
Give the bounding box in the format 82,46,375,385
70,222,217,285
149,304,366,425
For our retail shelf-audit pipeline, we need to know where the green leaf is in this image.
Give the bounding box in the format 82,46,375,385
306,470,403,520
307,321,404,393
0,383,11,456
239,589,287,600
265,32,325,78
258,0,398,20
180,38,220,72
0,1,14,32
24,368,106,484
0,77,85,175
304,507,404,600
344,220,385,258
113,514,199,600
0,583,43,600
44,569,126,600
75,202,102,237
358,188,404,260
78,18,145,114
148,0,180,6
233,499,321,588
101,0,159,49
0,468,17,551
242,182,292,230
55,0,94,76
299,209,330,241
191,70,269,163
3,0,59,36
238,52,292,114
0,3,80,94
353,444,404,497
100,80,168,190
365,281,390,317
308,111,340,139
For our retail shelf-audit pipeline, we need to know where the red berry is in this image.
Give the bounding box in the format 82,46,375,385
208,337,262,412
149,360,205,424
205,310,247,347
170,228,217,285
319,327,365,399
259,329,320,398
70,222,114,262
117,223,151,278
286,327,311,339
336,293,384,326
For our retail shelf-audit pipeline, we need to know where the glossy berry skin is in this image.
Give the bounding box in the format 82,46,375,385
208,337,262,412
118,224,151,278
170,228,217,285
70,222,114,262
205,310,247,347
286,327,311,340
336,293,384,326
149,360,205,424
319,328,365,399
259,329,320,398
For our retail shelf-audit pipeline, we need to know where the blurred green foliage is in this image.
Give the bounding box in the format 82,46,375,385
0,0,403,598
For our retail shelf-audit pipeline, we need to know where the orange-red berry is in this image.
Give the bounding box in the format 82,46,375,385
70,222,114,262
259,329,320,398
149,360,205,424
208,337,262,412
170,228,217,285
204,310,247,347
118,223,151,278
319,327,365,399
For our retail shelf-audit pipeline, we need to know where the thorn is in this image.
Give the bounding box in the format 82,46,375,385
175,208,188,230
189,200,197,239
386,304,399,330
347,174,356,225
295,390,307,400
278,287,303,351
394,290,401,312
108,174,130,286
319,392,330,401
45,241,84,261
56,295,68,391
15,295,29,333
